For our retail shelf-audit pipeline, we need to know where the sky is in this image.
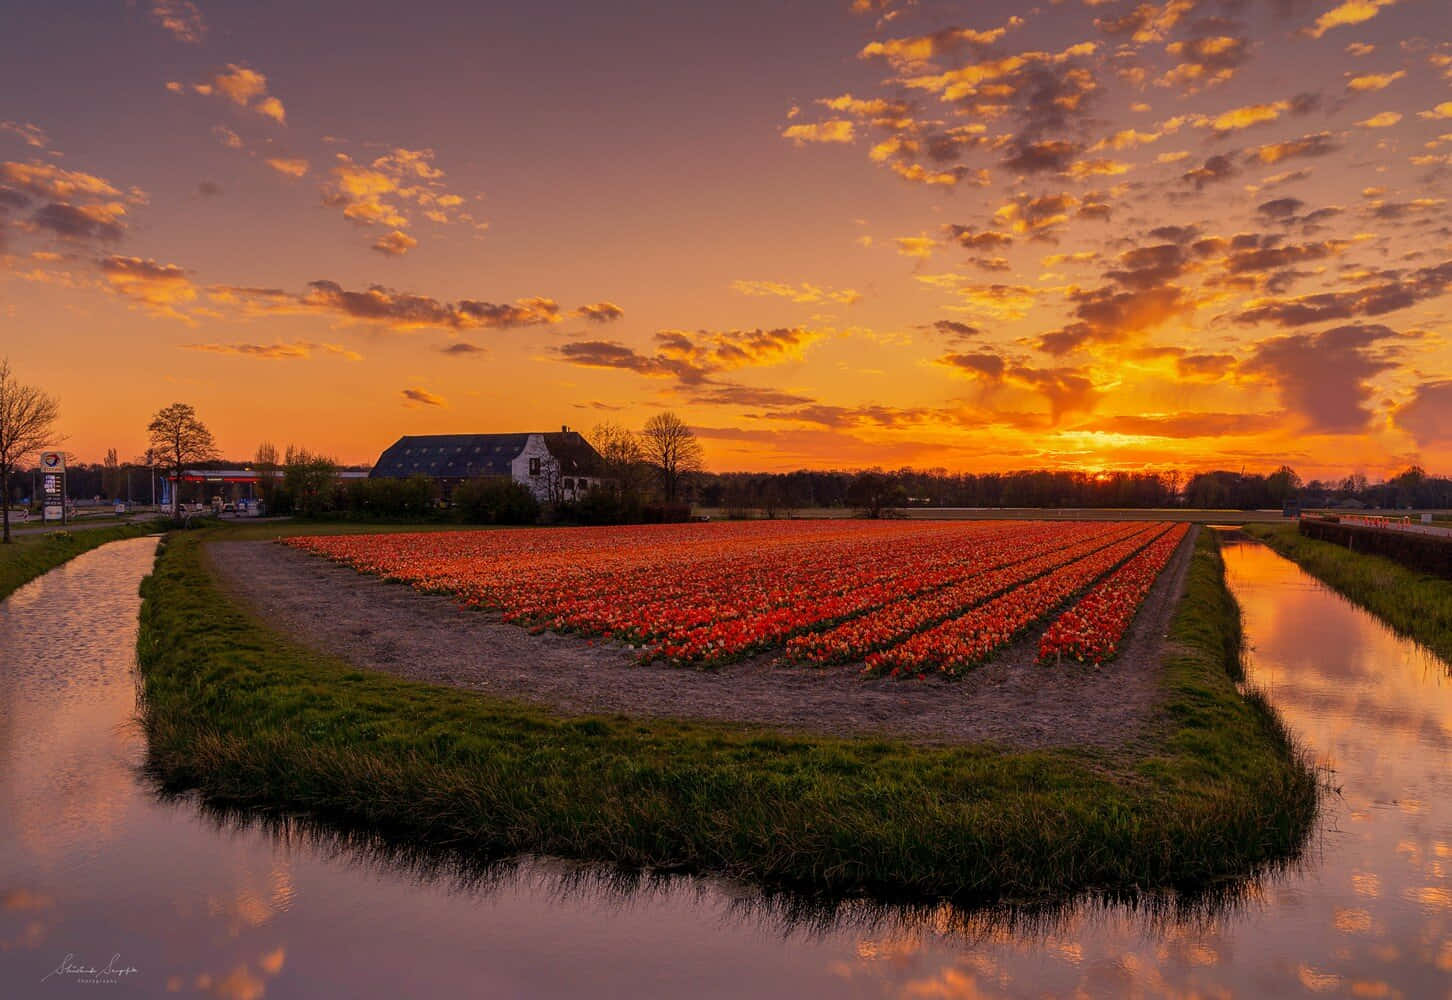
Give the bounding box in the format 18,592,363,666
1,0,1450,478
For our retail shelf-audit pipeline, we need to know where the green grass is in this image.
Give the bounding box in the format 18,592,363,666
134,527,1317,903
0,522,160,601
1246,523,1452,664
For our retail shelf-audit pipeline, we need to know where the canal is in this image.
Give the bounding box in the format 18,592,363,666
0,535,1448,996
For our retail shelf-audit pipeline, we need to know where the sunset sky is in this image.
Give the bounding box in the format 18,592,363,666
2,0,1450,477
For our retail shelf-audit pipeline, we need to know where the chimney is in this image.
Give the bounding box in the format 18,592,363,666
561,424,568,433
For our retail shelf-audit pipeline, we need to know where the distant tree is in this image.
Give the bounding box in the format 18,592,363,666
1391,465,1427,508
102,447,120,499
282,445,339,517
589,421,651,505
254,441,280,512
847,470,907,519
148,403,219,517
1265,465,1303,505
641,412,704,503
0,358,62,543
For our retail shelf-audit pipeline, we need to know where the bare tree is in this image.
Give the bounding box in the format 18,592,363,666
640,411,704,504
0,358,62,543
254,440,280,512
147,403,219,517
588,420,650,501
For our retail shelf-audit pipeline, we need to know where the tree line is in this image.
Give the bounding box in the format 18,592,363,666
5,372,1452,531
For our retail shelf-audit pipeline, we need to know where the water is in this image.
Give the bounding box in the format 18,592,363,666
1,535,1450,997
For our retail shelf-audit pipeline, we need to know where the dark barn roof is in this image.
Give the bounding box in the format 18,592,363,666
370,432,606,479
542,432,606,477
370,434,529,479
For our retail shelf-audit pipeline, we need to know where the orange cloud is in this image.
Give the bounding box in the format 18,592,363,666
401,386,447,407
264,157,309,178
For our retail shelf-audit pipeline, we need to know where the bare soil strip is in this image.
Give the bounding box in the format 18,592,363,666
205,524,1198,749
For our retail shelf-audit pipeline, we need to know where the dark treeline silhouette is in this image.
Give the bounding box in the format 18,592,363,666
697,464,1452,514
11,458,1452,516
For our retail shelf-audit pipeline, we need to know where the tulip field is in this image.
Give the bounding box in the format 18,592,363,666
285,518,1189,675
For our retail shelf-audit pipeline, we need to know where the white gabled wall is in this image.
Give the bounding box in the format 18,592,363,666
510,433,553,502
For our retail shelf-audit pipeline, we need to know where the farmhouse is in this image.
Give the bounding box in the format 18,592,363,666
370,428,607,502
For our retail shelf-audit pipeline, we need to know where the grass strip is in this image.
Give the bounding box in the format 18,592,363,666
0,522,160,601
1245,522,1452,665
135,525,1316,904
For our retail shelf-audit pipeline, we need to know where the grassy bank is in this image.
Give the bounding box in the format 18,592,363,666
135,527,1316,903
1246,523,1452,664
0,522,159,601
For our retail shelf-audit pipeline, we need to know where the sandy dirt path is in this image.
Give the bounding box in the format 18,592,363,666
205,525,1199,749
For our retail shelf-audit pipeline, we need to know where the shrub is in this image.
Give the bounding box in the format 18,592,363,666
452,478,539,525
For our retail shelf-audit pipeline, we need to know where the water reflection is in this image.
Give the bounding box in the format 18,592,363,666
2,536,1451,997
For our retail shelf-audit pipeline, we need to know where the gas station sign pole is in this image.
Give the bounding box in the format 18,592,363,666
40,451,65,526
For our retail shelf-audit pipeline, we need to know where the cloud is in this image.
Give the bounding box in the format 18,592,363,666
1356,111,1402,128
0,121,49,148
1177,352,1237,379
1256,197,1305,220
1395,380,1452,446
932,319,980,340
149,0,205,43
782,120,856,144
212,124,243,149
1233,260,1451,325
574,301,625,322
558,327,824,389
263,157,309,178
183,341,363,361
30,202,127,242
915,274,1039,318
1003,139,1082,174
1242,323,1401,432
940,352,1101,423
1039,284,1192,355
401,387,447,407
0,161,124,201
1181,153,1237,188
1419,102,1452,121
318,148,472,240
100,255,197,318
1346,69,1405,92
1085,411,1282,438
895,234,937,258
943,225,1014,251
1246,131,1341,165
371,230,417,256
437,342,485,355
301,280,566,330
1159,32,1251,92
857,16,1025,70
191,64,286,123
730,280,860,305
1305,0,1397,39
992,192,1082,237
211,279,607,333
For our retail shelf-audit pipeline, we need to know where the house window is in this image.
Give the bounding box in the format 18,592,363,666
578,479,589,492
563,478,574,490
529,457,541,477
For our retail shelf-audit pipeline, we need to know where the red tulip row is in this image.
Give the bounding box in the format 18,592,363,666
644,522,1128,665
285,519,1187,674
1038,523,1190,665
784,521,1144,665
862,523,1175,677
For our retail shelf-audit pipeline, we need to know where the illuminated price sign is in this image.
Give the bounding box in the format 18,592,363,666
40,450,65,524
